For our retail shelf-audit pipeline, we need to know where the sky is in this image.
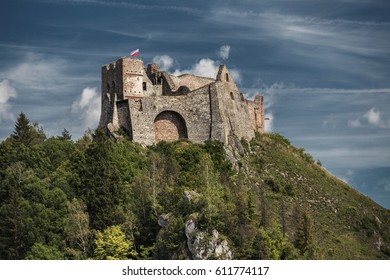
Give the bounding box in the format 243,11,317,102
0,0,389,209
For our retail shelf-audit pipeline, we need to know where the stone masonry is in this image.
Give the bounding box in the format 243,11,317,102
99,57,265,146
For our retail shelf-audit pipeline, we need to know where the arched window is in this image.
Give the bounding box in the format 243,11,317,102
230,92,234,100
143,82,147,91
226,73,229,82
177,86,190,95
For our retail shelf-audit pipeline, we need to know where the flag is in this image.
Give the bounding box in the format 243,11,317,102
130,49,140,57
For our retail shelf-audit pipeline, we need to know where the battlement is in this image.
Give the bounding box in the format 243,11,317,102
99,56,264,146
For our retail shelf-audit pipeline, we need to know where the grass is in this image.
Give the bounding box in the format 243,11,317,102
236,133,390,259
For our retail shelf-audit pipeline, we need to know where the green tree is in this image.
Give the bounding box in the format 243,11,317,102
94,225,137,260
60,128,72,140
155,216,186,259
81,129,124,229
294,207,318,259
0,161,68,259
12,112,45,146
0,162,35,259
64,198,92,259
25,243,65,260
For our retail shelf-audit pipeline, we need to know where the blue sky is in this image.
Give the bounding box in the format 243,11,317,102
0,0,389,209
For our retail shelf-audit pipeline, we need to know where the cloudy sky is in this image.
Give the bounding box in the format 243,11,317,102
0,0,389,208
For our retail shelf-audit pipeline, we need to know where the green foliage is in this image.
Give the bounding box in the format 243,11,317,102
155,216,186,259
60,128,72,140
1,113,390,260
64,198,92,259
267,133,291,147
294,207,318,259
204,140,232,174
12,112,45,147
94,225,137,260
25,243,65,260
297,148,316,164
80,129,126,229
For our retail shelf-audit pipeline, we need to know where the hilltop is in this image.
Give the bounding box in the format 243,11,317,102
0,113,389,259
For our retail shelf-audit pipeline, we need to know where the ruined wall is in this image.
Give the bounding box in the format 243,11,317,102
128,84,211,146
116,99,132,138
247,95,265,133
174,74,214,91
99,57,264,146
210,82,256,144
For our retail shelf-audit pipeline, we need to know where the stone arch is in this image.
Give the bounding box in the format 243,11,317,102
154,111,188,143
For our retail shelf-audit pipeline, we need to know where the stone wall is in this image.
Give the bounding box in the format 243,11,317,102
210,81,255,144
116,99,132,138
99,57,264,146
129,84,212,146
247,95,265,133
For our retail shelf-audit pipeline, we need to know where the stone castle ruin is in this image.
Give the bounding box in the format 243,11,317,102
99,57,265,146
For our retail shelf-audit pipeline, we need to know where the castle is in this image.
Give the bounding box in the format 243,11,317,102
99,57,265,146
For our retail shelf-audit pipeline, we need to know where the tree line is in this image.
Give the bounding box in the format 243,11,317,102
0,113,318,259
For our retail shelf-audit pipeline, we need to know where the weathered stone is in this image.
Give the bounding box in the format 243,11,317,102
158,213,174,228
99,57,265,146
185,218,232,260
184,190,201,204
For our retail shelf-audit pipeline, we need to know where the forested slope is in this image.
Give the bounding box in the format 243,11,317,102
0,113,389,259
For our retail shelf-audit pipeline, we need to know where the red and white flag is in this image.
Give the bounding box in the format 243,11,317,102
130,48,140,57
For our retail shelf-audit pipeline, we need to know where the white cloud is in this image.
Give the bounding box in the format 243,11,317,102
0,79,17,122
264,112,274,132
210,9,390,57
0,79,17,104
364,108,381,126
348,118,362,128
188,58,219,78
71,87,100,129
173,58,219,79
245,81,290,109
322,114,338,129
349,107,390,128
153,55,174,71
172,57,242,84
217,45,231,60
4,53,68,91
229,68,242,84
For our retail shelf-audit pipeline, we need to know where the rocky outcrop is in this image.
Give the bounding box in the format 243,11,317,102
158,213,174,228
184,190,201,204
185,218,232,260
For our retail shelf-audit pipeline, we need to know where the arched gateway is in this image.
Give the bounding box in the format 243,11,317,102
154,111,188,143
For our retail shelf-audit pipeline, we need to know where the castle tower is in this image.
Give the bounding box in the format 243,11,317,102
101,57,146,102
121,58,145,98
